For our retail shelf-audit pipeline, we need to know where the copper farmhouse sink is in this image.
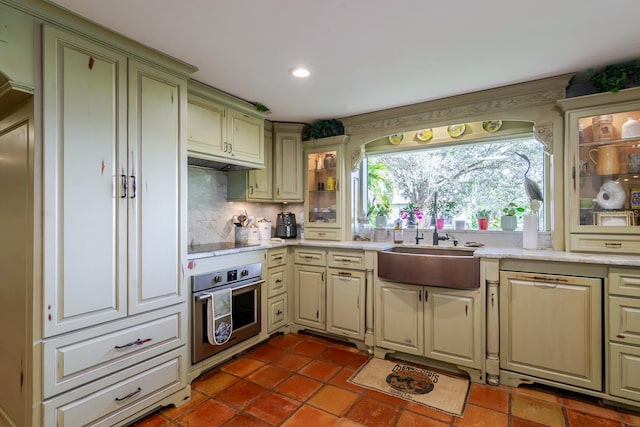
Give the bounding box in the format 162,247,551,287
377,246,480,289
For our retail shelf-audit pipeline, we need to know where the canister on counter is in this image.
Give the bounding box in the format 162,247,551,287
592,115,613,142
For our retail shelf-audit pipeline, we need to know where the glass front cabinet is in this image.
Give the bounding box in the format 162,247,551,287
559,88,640,254
303,136,348,240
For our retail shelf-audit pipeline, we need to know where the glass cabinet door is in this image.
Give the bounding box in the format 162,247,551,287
307,149,339,226
572,108,640,230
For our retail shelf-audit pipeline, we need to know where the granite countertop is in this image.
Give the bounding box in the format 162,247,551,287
188,239,640,267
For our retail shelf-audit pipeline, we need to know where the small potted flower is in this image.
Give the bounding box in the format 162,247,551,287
476,208,492,230
500,202,525,231
400,203,424,228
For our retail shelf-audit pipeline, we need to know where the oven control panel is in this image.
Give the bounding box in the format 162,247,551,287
192,262,262,293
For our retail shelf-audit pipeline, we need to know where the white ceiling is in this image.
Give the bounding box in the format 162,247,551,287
49,0,640,123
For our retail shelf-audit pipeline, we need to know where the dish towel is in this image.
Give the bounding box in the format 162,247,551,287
206,288,233,345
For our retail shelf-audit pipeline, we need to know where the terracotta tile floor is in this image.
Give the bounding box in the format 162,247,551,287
131,333,640,427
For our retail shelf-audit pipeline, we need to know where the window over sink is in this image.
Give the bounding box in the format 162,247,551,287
364,123,546,231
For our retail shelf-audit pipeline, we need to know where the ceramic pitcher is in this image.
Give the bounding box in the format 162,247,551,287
589,145,620,175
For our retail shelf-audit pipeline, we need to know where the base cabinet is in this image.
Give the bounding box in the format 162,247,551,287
608,267,640,402
293,264,326,330
293,248,366,340
266,248,289,333
499,271,602,391
375,280,481,368
42,348,187,427
326,268,365,340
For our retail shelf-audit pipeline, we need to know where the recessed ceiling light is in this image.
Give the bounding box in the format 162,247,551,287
289,67,310,78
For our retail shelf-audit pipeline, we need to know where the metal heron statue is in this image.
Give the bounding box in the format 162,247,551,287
515,152,543,214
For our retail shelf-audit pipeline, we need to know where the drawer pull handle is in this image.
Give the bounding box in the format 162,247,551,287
274,255,283,260
318,233,326,236
338,271,352,277
605,242,622,249
115,387,142,402
617,334,625,339
275,279,282,283
115,338,152,350
276,309,283,315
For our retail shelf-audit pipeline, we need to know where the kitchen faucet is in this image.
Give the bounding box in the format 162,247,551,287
431,191,449,245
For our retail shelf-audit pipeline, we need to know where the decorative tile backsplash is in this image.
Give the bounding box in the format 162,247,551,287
188,166,303,244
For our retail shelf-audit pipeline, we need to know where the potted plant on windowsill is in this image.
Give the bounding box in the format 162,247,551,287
476,208,492,230
374,203,391,228
400,203,424,228
435,200,459,230
500,202,525,231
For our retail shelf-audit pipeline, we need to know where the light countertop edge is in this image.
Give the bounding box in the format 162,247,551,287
188,239,640,267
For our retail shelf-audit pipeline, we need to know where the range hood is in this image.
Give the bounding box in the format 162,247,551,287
187,156,256,171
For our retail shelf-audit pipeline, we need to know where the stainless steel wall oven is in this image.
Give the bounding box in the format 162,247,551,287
191,262,263,364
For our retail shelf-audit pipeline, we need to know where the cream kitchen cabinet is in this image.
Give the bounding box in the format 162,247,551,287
227,122,273,201
326,269,365,340
293,263,326,330
187,80,265,168
42,26,128,335
43,26,186,336
266,247,289,333
375,279,481,368
608,267,640,402
304,136,349,240
35,23,191,427
558,88,640,255
293,248,367,340
499,270,602,391
274,122,304,202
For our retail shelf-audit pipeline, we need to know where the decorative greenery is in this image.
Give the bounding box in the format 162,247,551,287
436,200,459,219
501,202,526,217
476,208,492,219
303,119,345,140
588,60,640,93
375,204,391,217
253,102,270,113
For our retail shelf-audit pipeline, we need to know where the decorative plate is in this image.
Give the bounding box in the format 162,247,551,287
447,124,466,138
416,129,433,142
388,133,404,145
482,120,503,133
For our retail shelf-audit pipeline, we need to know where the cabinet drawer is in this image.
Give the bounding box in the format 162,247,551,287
294,248,326,266
267,265,287,298
610,268,640,298
609,296,640,346
43,348,185,427
327,250,365,270
305,228,340,241
609,343,640,402
267,247,287,268
570,234,640,255
43,305,186,397
267,295,288,333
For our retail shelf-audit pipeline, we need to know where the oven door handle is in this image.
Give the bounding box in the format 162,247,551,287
195,279,265,301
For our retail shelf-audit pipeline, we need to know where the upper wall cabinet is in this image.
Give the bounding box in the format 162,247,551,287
274,123,304,202
227,122,274,201
559,88,640,255
187,80,265,168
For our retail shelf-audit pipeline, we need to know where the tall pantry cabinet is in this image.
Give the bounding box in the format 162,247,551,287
0,10,195,425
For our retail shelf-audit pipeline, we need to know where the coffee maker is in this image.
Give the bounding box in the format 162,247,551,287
275,212,297,238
